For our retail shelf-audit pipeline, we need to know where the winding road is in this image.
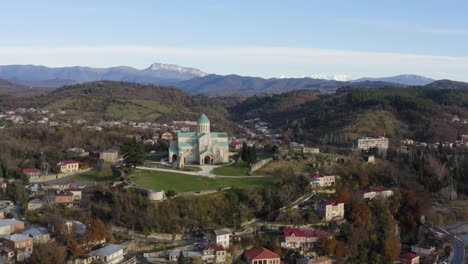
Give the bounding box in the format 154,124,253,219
431,225,466,264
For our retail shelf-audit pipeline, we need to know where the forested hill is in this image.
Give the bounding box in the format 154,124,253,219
230,86,468,144
1,81,236,133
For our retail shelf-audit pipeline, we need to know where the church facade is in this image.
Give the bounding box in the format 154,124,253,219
168,114,229,167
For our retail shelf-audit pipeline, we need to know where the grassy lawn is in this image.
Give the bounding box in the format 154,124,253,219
72,171,116,182
132,170,272,192
212,159,249,176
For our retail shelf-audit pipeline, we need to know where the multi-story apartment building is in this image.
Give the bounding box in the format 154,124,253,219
356,137,389,151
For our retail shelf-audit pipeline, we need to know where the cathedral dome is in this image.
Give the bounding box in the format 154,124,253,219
197,113,210,124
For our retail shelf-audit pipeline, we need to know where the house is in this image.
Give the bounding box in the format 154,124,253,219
358,187,393,200
356,137,389,151
410,244,436,256
315,200,344,222
0,219,25,236
88,244,125,264
68,147,89,158
211,228,231,249
309,174,335,188
27,199,45,211
297,256,333,264
201,243,227,263
244,247,281,264
21,227,50,244
281,228,332,249
100,149,119,163
68,220,86,235
2,234,33,261
161,132,173,141
55,190,74,205
302,147,320,154
229,141,243,150
22,168,41,177
68,188,83,201
56,160,80,174
398,252,419,264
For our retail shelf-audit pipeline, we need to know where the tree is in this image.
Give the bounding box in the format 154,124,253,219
178,251,186,264
29,241,67,264
121,138,145,170
383,236,401,260
241,142,248,164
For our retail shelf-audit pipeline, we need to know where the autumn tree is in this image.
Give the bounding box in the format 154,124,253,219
29,241,67,264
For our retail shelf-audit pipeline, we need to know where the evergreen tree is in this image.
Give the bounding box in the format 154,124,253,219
121,138,145,170
178,251,186,264
241,142,248,163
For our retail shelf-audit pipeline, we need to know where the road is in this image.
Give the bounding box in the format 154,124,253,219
432,225,466,264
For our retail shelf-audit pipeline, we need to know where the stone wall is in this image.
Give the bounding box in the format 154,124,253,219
249,158,273,173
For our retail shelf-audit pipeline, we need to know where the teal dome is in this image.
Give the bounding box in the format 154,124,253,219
197,113,210,124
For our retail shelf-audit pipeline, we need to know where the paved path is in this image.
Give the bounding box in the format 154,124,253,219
137,159,262,178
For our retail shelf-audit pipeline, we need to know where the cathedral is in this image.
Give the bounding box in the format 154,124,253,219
168,114,229,167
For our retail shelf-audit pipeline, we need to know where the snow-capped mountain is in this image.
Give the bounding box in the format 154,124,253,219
0,63,208,87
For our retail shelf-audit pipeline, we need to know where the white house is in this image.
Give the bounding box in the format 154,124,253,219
358,187,393,200
314,200,344,222
88,244,125,264
309,174,335,187
212,228,231,249
356,137,389,151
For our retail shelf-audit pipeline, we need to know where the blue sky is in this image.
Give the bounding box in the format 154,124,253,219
1,0,468,80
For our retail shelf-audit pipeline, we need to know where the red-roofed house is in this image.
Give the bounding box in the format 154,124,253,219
202,243,227,263
281,228,332,249
56,160,79,174
309,174,335,187
244,247,280,264
161,132,173,141
398,252,419,264
315,199,344,222
22,168,41,177
229,141,243,150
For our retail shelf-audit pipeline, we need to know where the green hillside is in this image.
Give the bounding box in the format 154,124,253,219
231,87,468,144
26,81,238,132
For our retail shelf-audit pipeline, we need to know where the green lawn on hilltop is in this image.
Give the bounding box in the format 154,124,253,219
212,159,249,176
132,169,272,192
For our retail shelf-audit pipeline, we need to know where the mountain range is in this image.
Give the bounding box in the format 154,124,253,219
1,63,467,97
0,63,208,88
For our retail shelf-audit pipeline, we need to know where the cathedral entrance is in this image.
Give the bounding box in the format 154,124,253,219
172,154,178,162
204,156,212,165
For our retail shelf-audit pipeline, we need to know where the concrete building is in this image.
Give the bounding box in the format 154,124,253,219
358,187,394,200
27,199,45,211
0,219,25,236
2,234,33,261
201,243,227,263
88,244,125,264
211,228,231,249
100,150,119,163
356,137,389,151
56,160,79,174
410,244,436,256
281,228,332,249
315,200,344,222
21,227,50,244
169,114,229,168
309,174,335,188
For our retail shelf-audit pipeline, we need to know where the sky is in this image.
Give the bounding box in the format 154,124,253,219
1,0,468,81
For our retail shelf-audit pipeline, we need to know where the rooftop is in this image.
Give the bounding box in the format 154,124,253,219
0,219,24,228
4,234,30,242
89,244,125,257
197,113,210,124
245,247,279,260
399,252,419,260
214,228,231,236
319,199,340,206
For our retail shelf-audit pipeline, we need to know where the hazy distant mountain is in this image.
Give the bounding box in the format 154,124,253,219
0,78,50,96
425,79,468,90
352,74,434,86
0,63,208,87
175,74,404,96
